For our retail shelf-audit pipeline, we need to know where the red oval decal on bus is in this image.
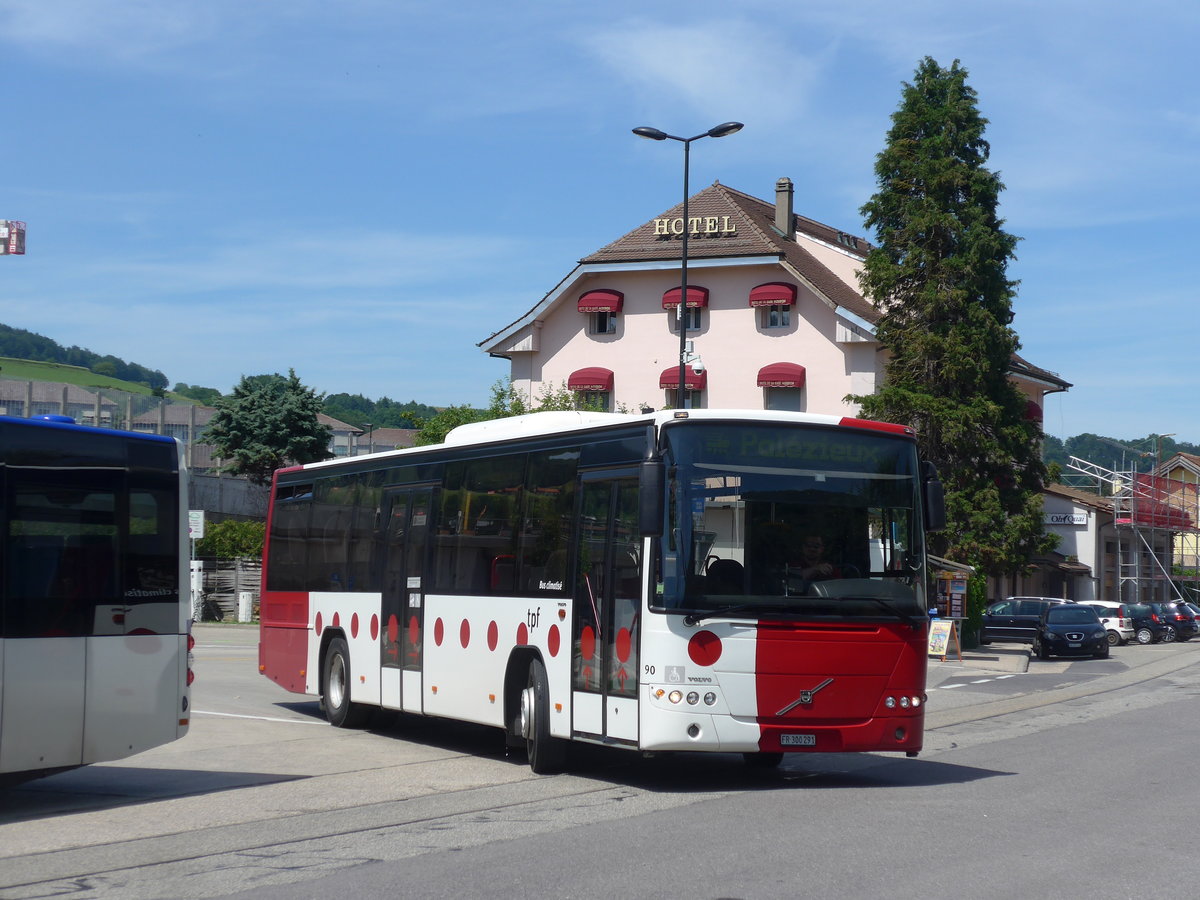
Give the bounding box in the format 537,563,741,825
616,627,632,663
688,631,722,666
487,621,498,651
460,619,471,649
548,624,560,657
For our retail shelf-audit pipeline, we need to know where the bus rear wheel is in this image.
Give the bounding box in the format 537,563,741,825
521,659,567,774
323,637,370,728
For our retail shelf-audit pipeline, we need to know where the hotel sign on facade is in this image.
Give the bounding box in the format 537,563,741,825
652,216,737,236
1045,512,1089,526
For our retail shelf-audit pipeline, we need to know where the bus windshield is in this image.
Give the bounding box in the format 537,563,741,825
655,421,928,622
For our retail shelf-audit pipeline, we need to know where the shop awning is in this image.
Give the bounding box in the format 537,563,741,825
1034,552,1092,576
748,282,797,307
659,366,708,390
567,367,614,392
662,286,709,309
757,362,806,388
577,289,623,313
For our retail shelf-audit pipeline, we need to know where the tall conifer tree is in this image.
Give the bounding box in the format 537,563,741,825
853,57,1055,577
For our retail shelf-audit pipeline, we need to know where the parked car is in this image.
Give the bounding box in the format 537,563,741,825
1148,602,1199,642
1085,601,1135,646
979,597,1072,645
1125,603,1171,644
1032,604,1109,660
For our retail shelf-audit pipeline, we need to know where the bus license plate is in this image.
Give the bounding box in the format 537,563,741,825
781,734,816,747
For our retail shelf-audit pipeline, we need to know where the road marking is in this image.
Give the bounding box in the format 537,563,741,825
193,709,325,725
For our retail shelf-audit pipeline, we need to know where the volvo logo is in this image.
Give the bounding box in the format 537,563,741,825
776,677,834,716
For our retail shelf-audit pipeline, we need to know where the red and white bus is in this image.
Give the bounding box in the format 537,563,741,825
259,409,944,772
1,415,192,784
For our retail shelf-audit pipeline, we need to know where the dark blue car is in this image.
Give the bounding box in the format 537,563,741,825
1032,604,1109,660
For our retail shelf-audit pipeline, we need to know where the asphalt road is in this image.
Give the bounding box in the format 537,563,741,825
1,625,1198,899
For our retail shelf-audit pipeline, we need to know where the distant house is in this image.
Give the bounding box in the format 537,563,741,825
354,427,419,455
1155,452,1200,572
0,380,121,424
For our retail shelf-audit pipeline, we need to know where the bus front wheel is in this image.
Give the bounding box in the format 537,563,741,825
521,659,567,774
323,637,370,728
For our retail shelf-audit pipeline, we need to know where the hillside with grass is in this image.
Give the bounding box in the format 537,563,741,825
0,322,167,391
0,357,163,396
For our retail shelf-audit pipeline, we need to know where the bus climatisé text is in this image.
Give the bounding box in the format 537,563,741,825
0,415,193,783
258,409,945,772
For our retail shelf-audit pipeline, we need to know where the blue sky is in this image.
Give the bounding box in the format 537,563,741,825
1,0,1196,443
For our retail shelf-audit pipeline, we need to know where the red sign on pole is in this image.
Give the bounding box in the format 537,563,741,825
0,221,26,255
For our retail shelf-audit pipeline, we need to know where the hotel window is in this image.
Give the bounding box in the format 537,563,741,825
761,304,790,328
578,390,611,411
590,311,618,335
671,307,702,333
765,387,803,411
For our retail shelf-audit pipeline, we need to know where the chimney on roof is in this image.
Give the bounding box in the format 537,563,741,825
775,177,794,240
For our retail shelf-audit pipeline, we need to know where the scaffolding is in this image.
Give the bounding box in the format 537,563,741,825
1067,456,1200,604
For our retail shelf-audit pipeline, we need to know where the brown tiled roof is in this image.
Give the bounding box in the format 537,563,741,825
580,181,878,321
131,404,216,426
1044,482,1111,512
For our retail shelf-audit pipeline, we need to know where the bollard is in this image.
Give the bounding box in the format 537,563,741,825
238,591,253,623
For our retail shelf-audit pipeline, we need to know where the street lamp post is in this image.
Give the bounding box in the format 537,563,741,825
633,122,743,408
361,422,374,456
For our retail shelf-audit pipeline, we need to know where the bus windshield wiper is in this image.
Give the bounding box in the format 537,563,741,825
861,597,918,628
682,604,762,626
686,607,796,628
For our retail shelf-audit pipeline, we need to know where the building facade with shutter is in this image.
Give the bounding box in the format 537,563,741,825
479,177,1069,419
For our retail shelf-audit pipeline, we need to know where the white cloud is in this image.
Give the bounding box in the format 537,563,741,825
582,18,827,131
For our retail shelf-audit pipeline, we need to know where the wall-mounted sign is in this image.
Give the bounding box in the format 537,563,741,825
0,220,26,255
652,216,737,237
1044,513,1088,526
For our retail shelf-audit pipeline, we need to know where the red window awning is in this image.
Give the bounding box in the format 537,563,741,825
659,366,708,390
1024,400,1043,422
662,286,709,309
748,282,797,307
757,362,806,388
577,290,623,313
568,367,614,391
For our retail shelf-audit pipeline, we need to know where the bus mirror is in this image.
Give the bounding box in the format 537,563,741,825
639,460,664,536
923,462,946,531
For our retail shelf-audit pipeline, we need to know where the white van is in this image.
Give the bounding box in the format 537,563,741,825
1084,601,1134,646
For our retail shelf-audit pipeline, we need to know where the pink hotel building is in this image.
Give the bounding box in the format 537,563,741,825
479,177,1069,420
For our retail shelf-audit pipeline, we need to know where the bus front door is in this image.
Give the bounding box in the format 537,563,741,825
573,476,641,744
379,486,432,713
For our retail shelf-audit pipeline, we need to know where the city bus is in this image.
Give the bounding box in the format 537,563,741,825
258,409,944,772
0,415,192,783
